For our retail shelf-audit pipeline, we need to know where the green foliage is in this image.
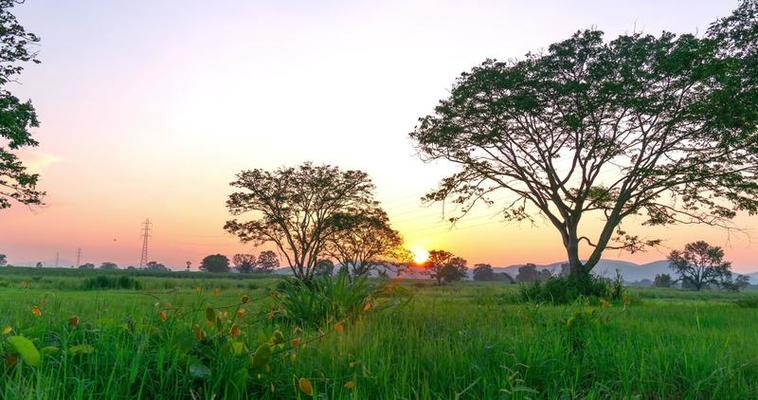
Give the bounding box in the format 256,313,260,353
200,254,231,273
519,273,626,305
272,273,375,327
6,335,40,367
81,275,141,290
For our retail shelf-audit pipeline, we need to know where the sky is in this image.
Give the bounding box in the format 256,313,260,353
1,0,756,272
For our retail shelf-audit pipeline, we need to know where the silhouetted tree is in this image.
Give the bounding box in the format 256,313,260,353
653,274,673,288
314,259,335,277
145,261,168,272
473,263,495,281
326,207,404,278
78,263,94,270
0,254,7,266
410,2,758,293
233,253,256,273
35,261,42,268
440,256,468,283
200,254,230,273
256,250,279,273
225,163,377,282
421,250,454,285
99,262,118,270
0,1,44,212
516,264,540,283
668,241,732,291
721,274,751,292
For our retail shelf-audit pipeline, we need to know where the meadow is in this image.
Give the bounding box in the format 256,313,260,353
1,267,757,399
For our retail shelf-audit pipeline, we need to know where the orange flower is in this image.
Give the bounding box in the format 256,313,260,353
334,322,344,334
158,311,168,322
213,288,219,297
230,325,241,337
31,306,42,317
343,381,355,389
363,302,372,312
298,377,313,396
236,308,246,319
290,338,301,348
69,316,80,328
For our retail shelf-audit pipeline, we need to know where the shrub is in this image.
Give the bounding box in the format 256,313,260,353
519,273,625,305
82,275,141,290
272,272,376,327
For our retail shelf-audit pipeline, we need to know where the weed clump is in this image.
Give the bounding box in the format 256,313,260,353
81,275,142,290
519,273,625,305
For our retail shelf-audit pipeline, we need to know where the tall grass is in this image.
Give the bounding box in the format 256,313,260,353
1,273,757,398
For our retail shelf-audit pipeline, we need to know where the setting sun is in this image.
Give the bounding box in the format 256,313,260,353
412,248,429,264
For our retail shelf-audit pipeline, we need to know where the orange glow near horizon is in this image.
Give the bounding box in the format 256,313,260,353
411,248,430,265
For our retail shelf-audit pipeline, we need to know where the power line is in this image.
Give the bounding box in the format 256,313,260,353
139,219,152,268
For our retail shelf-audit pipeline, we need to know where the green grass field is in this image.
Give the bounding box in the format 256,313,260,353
1,267,757,399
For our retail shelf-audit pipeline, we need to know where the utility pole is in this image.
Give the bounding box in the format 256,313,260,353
139,219,152,268
75,248,82,268
55,252,59,268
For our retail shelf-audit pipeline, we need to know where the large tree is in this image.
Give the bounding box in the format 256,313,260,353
421,249,454,285
668,241,732,291
410,4,757,290
325,206,404,278
225,163,377,282
0,0,44,211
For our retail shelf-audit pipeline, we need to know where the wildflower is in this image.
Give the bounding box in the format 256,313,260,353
158,311,168,322
31,306,42,317
69,316,80,328
230,325,241,337
298,377,313,396
290,338,301,348
2,326,12,335
344,381,355,389
334,322,344,334
236,308,246,319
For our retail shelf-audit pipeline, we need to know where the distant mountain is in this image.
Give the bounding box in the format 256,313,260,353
489,259,672,283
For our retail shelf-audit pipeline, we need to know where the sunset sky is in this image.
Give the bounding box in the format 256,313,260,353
2,0,756,272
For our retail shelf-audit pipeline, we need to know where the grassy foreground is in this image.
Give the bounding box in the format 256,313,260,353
1,269,757,399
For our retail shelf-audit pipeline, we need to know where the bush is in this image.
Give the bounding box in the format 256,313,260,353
82,275,142,290
734,298,758,308
273,272,376,327
519,273,625,305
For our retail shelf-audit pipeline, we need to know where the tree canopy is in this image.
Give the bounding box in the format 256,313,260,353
410,2,757,288
225,163,379,282
0,0,44,211
200,254,230,273
668,241,733,291
325,206,404,277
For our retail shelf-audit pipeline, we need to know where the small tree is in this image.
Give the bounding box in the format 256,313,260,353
421,250,454,285
0,254,6,266
99,262,119,270
472,263,495,281
314,259,335,277
440,257,468,283
225,163,377,282
668,241,732,291
35,261,43,268
722,274,751,292
516,264,541,283
233,253,256,273
200,254,230,273
78,263,95,270
653,273,673,288
256,250,279,273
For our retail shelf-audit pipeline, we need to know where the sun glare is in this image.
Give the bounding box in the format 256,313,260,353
412,248,429,264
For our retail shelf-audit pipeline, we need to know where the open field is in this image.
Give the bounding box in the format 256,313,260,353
1,268,757,399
